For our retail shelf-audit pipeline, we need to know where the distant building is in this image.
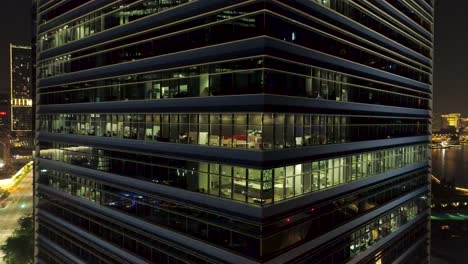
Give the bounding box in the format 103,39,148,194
441,113,461,130
10,44,33,164
0,99,9,134
460,117,468,130
10,44,32,132
0,111,7,132
432,112,442,132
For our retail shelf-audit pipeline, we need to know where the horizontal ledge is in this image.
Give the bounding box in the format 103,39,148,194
37,132,430,168
37,94,430,118
39,211,156,264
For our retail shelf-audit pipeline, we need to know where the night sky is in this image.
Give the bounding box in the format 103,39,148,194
433,0,467,114
0,0,31,99
0,1,460,113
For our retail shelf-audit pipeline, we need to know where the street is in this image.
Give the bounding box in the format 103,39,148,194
0,170,33,260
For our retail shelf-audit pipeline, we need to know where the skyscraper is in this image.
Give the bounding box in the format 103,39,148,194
0,99,9,134
34,1,432,263
10,44,32,132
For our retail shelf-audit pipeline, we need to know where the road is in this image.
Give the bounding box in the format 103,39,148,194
0,170,33,259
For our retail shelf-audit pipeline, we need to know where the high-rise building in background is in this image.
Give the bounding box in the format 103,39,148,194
10,44,32,132
34,1,432,263
0,99,9,134
10,44,33,163
441,113,461,130
432,112,442,132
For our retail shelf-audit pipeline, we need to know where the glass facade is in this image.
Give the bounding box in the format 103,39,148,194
35,0,432,263
38,0,93,26
38,224,123,264
40,113,428,149
37,5,431,83
360,223,429,264
12,107,33,131
39,142,428,204
39,56,430,109
311,0,432,55
39,194,214,264
39,168,427,259
38,0,194,51
295,204,429,264
347,198,426,258
384,0,433,32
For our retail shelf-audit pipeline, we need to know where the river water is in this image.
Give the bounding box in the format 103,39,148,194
432,144,468,188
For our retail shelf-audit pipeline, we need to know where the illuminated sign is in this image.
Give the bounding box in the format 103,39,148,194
11,99,32,106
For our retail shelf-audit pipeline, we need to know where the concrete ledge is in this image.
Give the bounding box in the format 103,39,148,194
37,236,86,264
37,94,430,118
37,132,429,168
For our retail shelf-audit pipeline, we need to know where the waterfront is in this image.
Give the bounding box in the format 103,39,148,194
431,144,468,264
432,144,468,187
